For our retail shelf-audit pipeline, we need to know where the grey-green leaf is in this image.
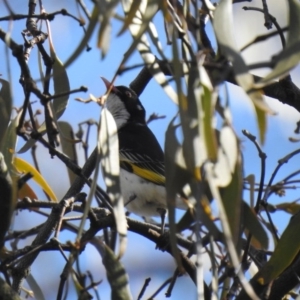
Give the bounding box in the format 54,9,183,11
99,107,127,257
100,243,133,300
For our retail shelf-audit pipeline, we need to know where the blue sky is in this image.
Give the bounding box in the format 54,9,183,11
1,0,300,299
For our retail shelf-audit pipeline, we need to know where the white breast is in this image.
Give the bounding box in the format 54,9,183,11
120,169,167,217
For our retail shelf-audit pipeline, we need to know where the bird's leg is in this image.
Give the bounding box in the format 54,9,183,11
157,208,167,235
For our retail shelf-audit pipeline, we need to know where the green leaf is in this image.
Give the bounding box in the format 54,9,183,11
0,79,12,150
256,212,300,285
58,121,78,185
243,201,269,250
50,52,70,120
99,107,127,257
100,243,133,300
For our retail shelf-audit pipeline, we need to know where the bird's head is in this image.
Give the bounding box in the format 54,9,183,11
101,77,146,129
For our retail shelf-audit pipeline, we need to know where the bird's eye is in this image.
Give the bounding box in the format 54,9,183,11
125,91,132,98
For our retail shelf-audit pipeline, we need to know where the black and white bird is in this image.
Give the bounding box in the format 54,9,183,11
101,78,185,230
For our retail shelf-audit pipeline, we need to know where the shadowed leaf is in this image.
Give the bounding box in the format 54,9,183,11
255,211,300,284
99,243,133,300
58,121,78,185
243,201,269,250
0,79,12,150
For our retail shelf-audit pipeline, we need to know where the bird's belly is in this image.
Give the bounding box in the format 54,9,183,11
120,169,167,217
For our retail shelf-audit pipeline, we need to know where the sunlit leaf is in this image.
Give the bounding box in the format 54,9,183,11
219,137,243,246
99,243,133,300
200,66,217,161
213,126,238,187
118,0,142,36
173,41,205,180
13,157,57,202
99,107,127,257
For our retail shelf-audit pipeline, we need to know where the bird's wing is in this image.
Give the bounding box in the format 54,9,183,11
120,150,165,185
118,123,166,185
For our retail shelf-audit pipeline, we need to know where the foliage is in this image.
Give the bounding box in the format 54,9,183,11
0,0,300,299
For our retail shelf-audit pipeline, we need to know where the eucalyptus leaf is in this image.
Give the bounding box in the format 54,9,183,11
255,211,300,284
99,107,127,257
100,243,133,300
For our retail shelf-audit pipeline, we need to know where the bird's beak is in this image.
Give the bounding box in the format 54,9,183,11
101,77,118,93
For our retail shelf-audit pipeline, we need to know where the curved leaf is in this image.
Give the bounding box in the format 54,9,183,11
256,212,300,284
50,52,70,120
13,157,57,202
243,201,268,250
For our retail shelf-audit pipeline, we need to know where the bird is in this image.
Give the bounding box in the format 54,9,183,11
100,77,182,232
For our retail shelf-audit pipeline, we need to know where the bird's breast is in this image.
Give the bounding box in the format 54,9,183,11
119,169,167,217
